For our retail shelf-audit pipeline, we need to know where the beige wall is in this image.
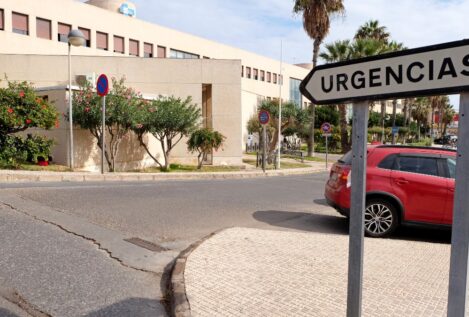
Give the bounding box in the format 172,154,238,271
0,54,242,170
0,0,310,145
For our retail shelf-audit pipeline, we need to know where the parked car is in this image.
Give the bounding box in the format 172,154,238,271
325,145,456,237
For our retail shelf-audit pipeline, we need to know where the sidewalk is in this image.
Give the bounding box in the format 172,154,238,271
177,227,451,317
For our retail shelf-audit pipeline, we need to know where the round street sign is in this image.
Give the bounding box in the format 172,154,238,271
258,110,270,125
96,74,109,97
321,122,332,134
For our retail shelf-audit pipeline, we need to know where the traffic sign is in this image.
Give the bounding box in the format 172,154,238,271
258,110,270,125
96,74,109,97
392,126,399,134
321,122,332,134
300,39,469,105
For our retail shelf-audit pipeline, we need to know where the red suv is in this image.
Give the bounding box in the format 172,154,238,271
325,145,456,237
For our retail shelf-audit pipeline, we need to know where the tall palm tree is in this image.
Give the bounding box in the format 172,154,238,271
412,97,431,141
441,102,455,136
319,40,351,152
293,0,345,156
354,20,390,42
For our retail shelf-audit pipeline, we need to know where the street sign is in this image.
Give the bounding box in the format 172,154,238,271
321,122,332,134
258,110,270,125
300,39,469,105
96,74,109,97
392,126,399,134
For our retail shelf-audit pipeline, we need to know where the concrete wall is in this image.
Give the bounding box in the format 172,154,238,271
0,54,242,170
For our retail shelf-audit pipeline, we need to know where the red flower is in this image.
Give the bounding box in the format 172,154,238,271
84,107,90,113
55,119,60,128
7,108,13,114
25,119,32,124
19,91,25,98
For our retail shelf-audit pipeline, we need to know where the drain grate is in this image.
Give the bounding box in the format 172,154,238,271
124,237,168,252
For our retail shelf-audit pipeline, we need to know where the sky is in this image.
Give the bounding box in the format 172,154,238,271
86,0,469,108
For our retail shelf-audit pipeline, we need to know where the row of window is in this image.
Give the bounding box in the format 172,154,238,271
242,66,282,85
1,9,176,58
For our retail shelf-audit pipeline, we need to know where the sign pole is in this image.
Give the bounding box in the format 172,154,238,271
101,96,106,174
262,125,266,172
447,92,469,316
325,135,328,170
346,101,369,317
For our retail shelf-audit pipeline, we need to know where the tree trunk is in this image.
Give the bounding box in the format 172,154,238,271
380,100,386,142
338,104,349,153
307,39,321,157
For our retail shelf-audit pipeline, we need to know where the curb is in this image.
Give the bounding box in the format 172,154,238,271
0,167,328,183
169,230,223,317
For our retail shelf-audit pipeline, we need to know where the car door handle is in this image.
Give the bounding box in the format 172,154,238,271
394,178,409,185
449,188,455,192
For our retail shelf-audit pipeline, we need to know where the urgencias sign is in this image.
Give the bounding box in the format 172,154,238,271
300,40,469,105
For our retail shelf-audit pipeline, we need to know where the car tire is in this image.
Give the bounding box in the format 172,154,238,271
364,199,398,238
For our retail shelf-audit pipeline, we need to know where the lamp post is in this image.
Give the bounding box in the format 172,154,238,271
67,29,85,169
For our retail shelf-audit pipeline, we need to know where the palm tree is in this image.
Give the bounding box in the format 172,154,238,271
293,0,345,156
319,40,351,152
412,97,431,141
441,102,455,136
354,20,390,42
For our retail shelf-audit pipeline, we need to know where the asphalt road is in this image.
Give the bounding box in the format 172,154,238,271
0,172,451,316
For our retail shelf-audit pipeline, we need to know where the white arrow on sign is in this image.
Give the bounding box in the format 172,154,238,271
300,39,469,105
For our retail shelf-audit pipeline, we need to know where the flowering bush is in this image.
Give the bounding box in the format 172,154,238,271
187,128,225,169
72,77,143,172
0,81,58,167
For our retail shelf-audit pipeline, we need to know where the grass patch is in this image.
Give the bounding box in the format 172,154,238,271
137,163,245,173
243,159,309,169
0,163,72,172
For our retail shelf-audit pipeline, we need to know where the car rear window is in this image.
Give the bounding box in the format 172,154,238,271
338,151,352,165
378,154,397,170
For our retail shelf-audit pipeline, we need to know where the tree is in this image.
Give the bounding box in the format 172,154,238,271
72,77,142,172
354,20,390,42
187,128,225,169
411,97,431,140
133,96,201,171
293,0,345,157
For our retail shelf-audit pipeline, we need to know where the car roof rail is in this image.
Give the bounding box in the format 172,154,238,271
375,145,457,153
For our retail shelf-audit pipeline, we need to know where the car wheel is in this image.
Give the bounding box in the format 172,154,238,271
364,199,398,238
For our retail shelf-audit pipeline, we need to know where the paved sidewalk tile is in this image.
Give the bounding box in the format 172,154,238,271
185,228,453,317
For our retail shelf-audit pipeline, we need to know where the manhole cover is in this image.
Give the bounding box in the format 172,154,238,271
124,237,168,252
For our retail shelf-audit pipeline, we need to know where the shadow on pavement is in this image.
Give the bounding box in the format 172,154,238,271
253,210,348,235
313,198,329,206
0,308,19,317
391,225,451,244
84,298,164,317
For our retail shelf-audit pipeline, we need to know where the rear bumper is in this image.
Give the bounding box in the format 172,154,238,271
325,196,350,217
325,182,350,217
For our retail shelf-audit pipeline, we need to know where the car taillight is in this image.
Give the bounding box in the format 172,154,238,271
340,169,349,181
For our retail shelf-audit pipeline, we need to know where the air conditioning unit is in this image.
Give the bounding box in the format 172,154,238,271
75,73,96,86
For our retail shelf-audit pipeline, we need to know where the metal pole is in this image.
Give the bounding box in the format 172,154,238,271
277,40,283,169
101,96,106,174
347,101,369,317
325,135,328,170
262,125,266,172
447,92,469,317
68,43,74,170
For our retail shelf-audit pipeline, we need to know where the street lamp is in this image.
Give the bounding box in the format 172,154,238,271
67,29,85,169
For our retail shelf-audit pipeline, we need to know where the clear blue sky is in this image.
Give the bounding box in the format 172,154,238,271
84,0,469,108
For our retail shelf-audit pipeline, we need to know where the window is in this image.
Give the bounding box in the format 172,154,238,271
397,156,439,177
203,56,210,59
114,35,124,53
266,72,271,83
129,39,139,56
170,49,199,59
96,32,108,50
241,66,244,77
36,18,51,40
273,73,277,84
0,9,4,31
253,69,258,80
447,158,456,179
289,78,301,106
12,12,28,35
260,70,265,81
246,67,251,79
378,154,397,170
58,22,71,42
157,45,166,58
144,43,153,58
78,27,90,47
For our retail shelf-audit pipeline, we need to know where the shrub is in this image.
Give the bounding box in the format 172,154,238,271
187,128,225,169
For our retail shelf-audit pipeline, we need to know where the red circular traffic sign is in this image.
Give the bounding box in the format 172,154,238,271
258,110,270,125
321,122,332,134
96,74,109,97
